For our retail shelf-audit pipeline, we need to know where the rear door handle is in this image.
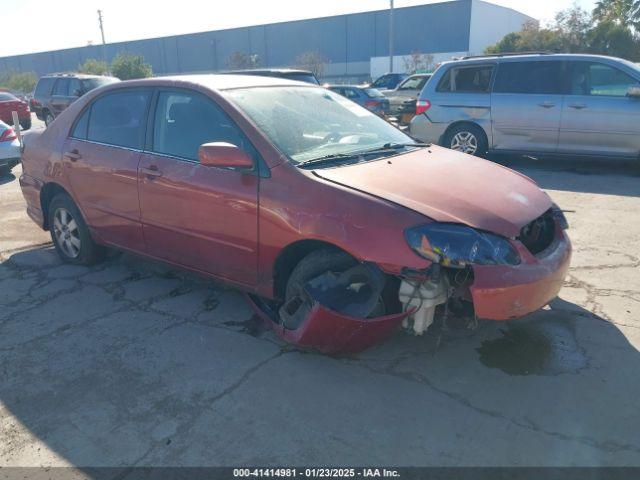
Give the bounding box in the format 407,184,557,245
63,149,81,162
568,103,587,110
538,102,556,108
140,165,163,178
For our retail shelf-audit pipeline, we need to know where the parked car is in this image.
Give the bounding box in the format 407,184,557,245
0,120,21,176
369,73,408,92
327,85,389,116
30,73,119,126
0,92,31,130
20,74,571,353
385,74,432,126
223,68,319,85
410,53,640,158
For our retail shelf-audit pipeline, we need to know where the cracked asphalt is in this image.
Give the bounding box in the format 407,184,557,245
1,157,639,468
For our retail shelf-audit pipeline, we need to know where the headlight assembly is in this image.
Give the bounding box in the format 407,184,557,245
405,223,521,268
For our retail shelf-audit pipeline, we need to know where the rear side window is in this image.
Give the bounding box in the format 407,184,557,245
35,77,55,96
398,76,429,91
494,61,564,95
570,61,640,97
0,92,17,101
437,65,494,93
364,88,385,98
87,90,151,149
152,90,253,161
71,108,90,139
52,79,69,96
69,79,83,97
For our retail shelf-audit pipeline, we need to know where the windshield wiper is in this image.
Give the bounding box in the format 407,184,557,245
297,142,430,169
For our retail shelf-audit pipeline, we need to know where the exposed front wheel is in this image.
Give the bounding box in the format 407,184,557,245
445,124,487,157
48,194,104,265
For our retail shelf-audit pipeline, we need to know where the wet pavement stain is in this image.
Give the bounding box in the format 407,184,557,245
477,321,587,376
223,314,267,337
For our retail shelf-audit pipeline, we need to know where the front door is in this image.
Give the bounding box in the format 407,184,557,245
491,60,565,152
64,88,152,251
138,89,259,286
558,61,640,156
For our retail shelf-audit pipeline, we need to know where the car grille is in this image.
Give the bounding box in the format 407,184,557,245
518,209,556,255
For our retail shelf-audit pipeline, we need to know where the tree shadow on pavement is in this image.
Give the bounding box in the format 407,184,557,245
490,154,640,197
0,172,16,186
1,245,640,467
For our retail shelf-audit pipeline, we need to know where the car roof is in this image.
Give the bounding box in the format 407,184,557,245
223,68,314,75
99,74,315,92
327,84,366,89
440,53,632,66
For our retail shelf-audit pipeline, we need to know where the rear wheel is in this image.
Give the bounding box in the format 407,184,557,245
48,193,104,265
44,110,54,127
444,123,487,157
20,117,32,131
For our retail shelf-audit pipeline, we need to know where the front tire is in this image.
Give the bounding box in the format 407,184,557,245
444,123,488,157
48,193,104,265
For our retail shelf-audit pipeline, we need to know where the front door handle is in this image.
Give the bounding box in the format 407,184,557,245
63,149,81,162
538,102,556,108
140,165,163,179
568,103,587,110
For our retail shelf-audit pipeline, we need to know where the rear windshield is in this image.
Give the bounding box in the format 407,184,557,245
364,88,385,98
82,77,118,92
284,73,319,85
0,92,18,101
35,77,55,96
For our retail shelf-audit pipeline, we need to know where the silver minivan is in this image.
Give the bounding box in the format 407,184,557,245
410,53,640,158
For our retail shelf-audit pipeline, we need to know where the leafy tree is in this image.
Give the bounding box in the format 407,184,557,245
587,20,640,59
554,5,593,51
593,0,640,29
77,58,110,76
485,21,566,54
0,71,37,93
403,52,435,74
110,53,152,80
295,51,327,79
226,52,261,70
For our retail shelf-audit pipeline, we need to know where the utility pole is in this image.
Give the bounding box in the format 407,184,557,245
389,0,394,73
97,9,107,66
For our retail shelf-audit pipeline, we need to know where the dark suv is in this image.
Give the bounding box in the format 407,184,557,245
31,73,119,126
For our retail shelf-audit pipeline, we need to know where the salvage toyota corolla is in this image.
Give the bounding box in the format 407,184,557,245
19,75,571,353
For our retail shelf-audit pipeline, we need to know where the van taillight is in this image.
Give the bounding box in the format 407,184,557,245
416,100,431,115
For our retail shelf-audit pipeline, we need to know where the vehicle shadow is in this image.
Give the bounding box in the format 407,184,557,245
489,154,640,197
0,171,16,185
1,246,639,466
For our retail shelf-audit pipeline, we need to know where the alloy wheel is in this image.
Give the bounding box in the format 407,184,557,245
450,131,478,155
53,208,81,258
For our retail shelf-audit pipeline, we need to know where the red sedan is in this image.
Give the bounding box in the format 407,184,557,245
0,91,31,130
19,75,571,353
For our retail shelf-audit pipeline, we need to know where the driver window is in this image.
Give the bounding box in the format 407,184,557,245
152,90,250,161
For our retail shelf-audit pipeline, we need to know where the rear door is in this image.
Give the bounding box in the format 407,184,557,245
50,78,71,116
138,89,259,285
491,60,565,152
558,60,640,156
64,88,151,251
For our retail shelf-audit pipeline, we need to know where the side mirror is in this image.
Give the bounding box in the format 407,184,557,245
198,142,253,169
627,86,640,98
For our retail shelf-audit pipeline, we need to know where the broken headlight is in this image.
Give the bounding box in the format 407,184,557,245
405,223,521,268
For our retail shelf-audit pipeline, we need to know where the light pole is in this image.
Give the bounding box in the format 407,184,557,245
389,0,394,73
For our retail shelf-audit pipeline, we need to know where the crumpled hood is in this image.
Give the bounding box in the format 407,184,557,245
314,145,552,238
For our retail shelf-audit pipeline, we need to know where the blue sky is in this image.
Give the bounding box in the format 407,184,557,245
0,0,596,57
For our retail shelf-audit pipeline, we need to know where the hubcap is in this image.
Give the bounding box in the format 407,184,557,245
46,114,53,126
451,131,478,155
53,208,81,258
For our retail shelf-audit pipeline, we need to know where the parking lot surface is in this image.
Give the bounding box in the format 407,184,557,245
1,154,639,467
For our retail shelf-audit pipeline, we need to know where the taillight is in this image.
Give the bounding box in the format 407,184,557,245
365,100,381,107
0,128,17,142
416,99,431,115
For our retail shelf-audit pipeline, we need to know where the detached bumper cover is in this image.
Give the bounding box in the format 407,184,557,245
247,295,411,354
470,229,572,320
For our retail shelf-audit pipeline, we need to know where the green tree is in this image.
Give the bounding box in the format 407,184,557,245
0,71,37,93
554,5,592,51
587,20,640,59
110,53,152,80
77,58,110,75
226,51,261,70
484,21,566,54
593,0,640,29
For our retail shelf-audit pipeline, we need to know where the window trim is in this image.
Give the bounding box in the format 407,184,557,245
68,87,153,151
568,60,640,98
146,87,262,173
436,63,496,94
